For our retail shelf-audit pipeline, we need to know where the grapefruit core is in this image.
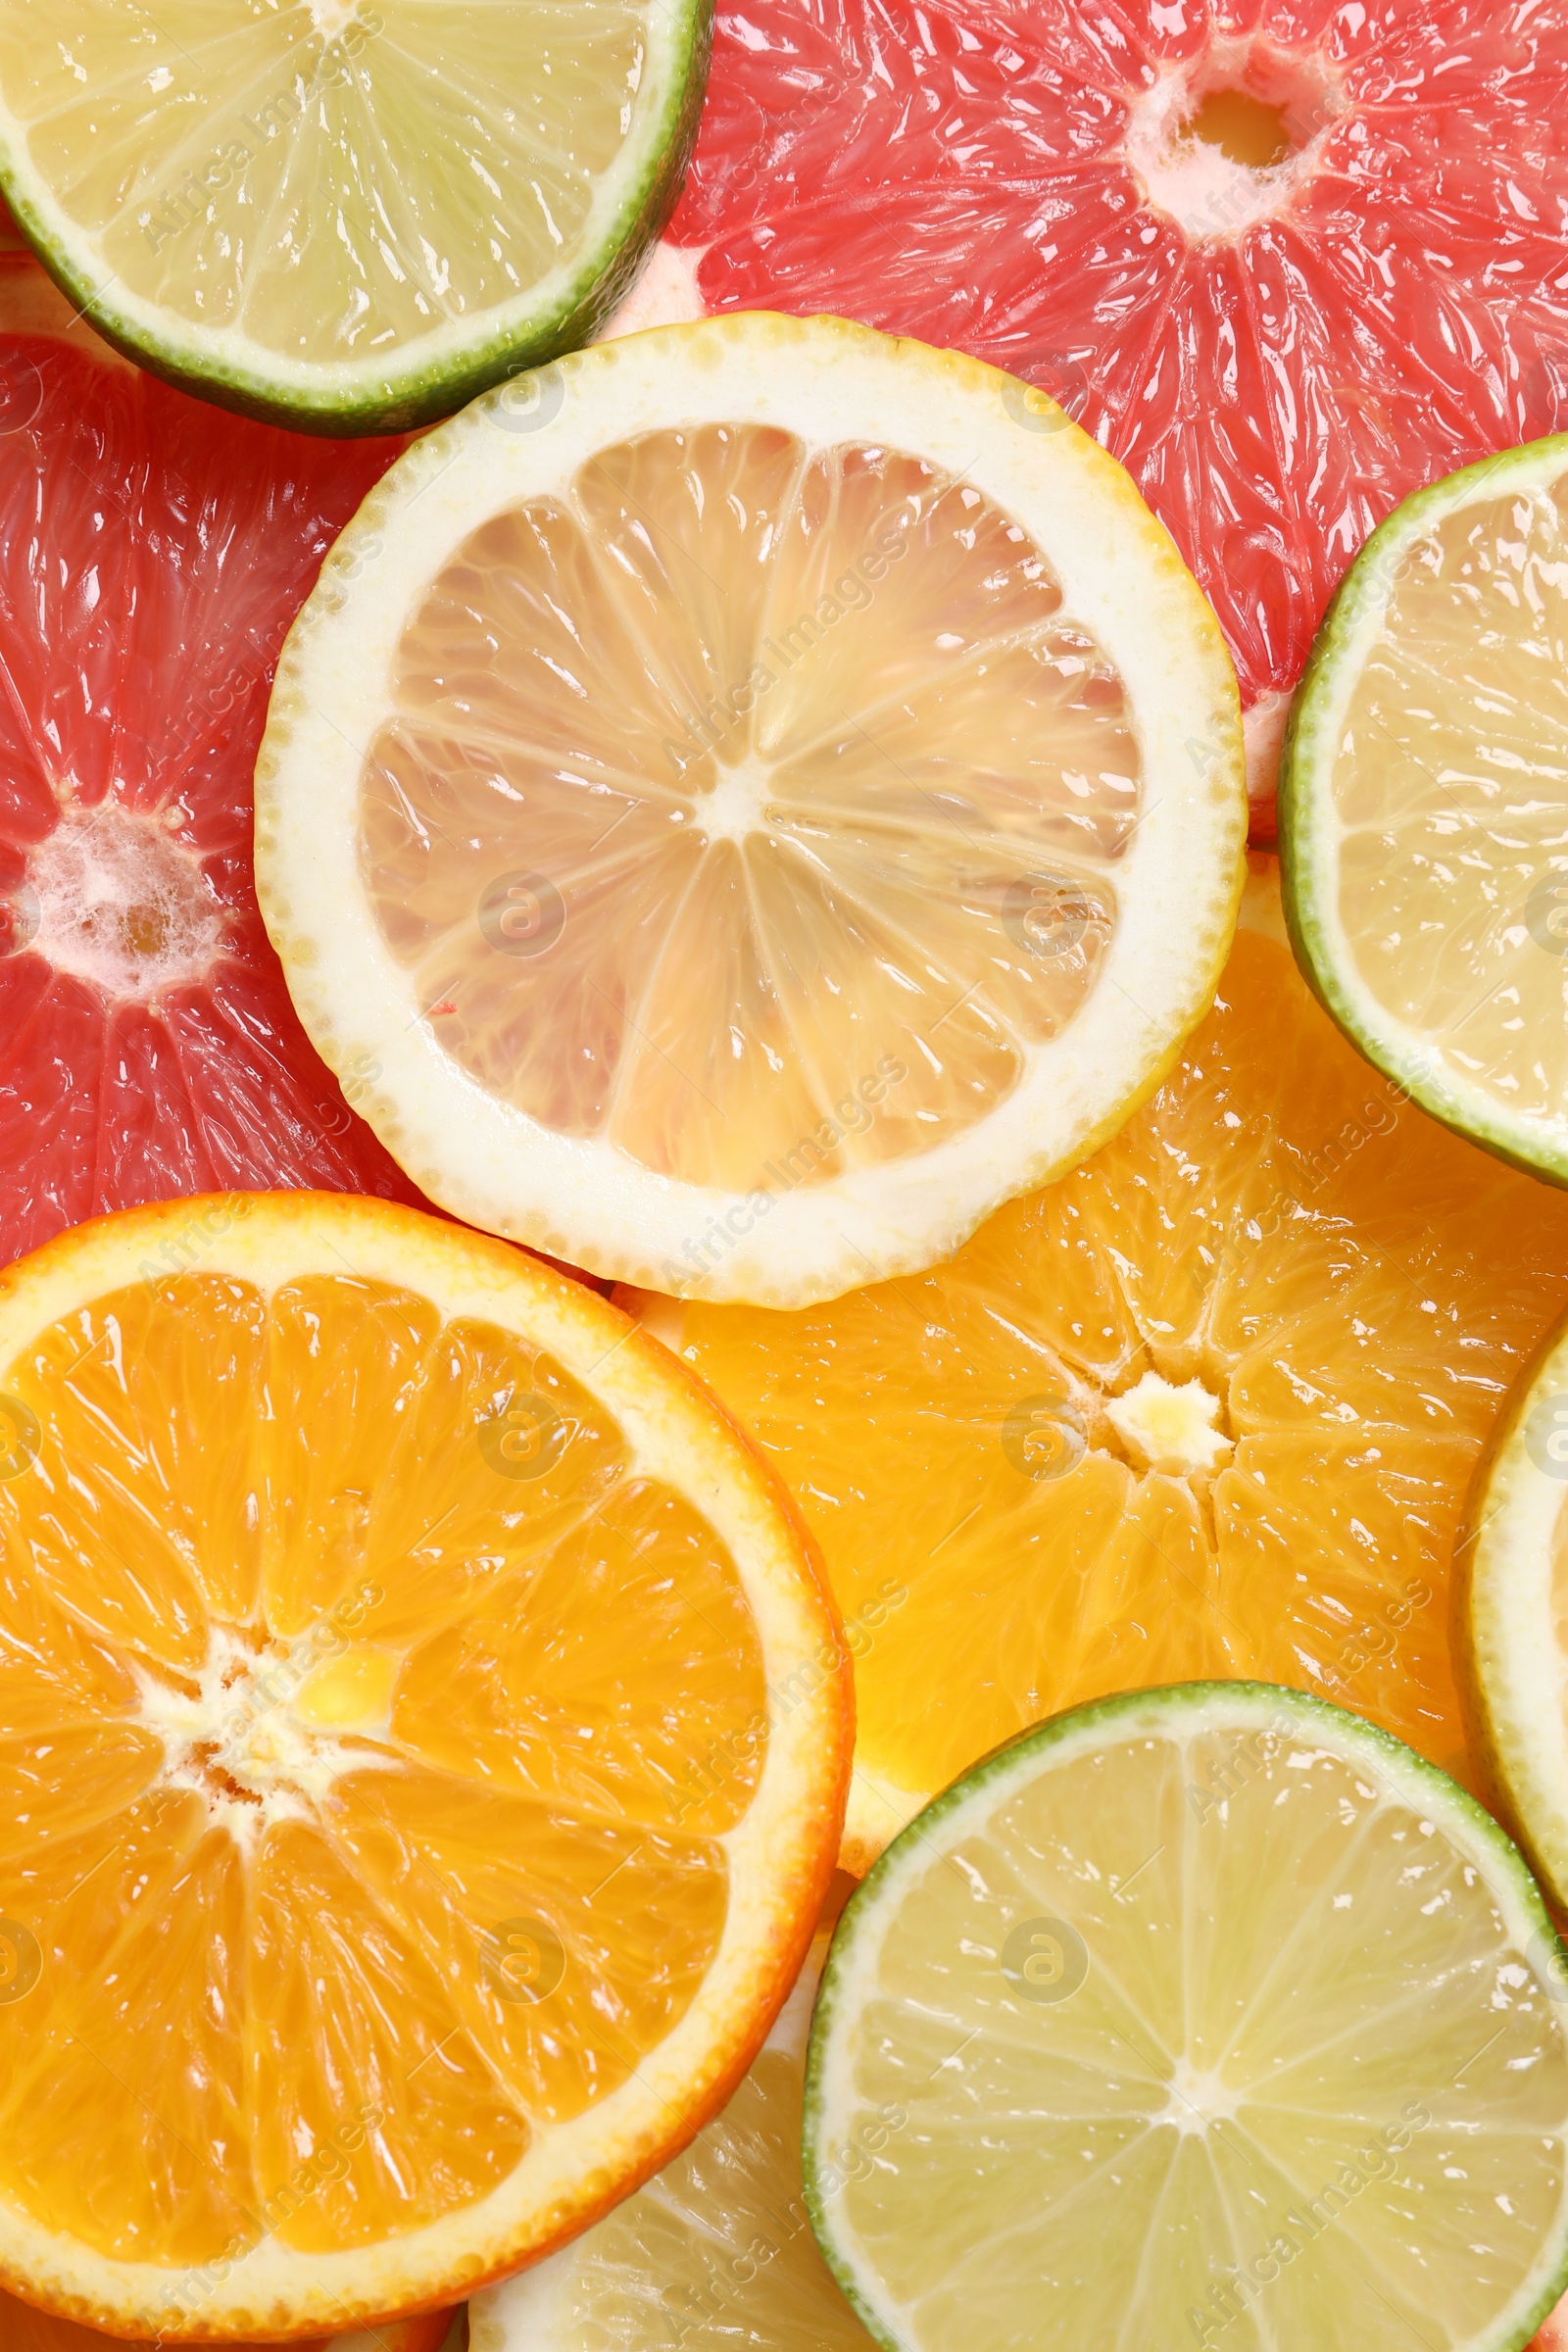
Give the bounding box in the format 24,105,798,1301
613,0,1568,838
0,229,422,1270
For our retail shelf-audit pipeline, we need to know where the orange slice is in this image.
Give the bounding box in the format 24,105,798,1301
0,1196,848,2339
0,2293,459,2350
625,860,1568,1867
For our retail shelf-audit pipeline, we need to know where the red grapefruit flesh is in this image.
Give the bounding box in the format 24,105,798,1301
1535,2295,1568,2352
0,244,421,1269
653,0,1568,834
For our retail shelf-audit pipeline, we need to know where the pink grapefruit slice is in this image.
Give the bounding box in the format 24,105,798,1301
0,235,420,1270
622,0,1568,834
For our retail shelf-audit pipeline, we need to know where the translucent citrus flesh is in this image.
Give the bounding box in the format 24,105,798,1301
0,1268,764,2267
658,878,1568,1812
0,2,647,364
825,1711,1568,2352
1331,465,1568,1124
482,1945,871,2352
665,2,1568,811
0,257,414,1271
360,423,1139,1188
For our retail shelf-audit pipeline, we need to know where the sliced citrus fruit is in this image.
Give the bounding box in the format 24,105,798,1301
470,1936,870,2352
0,238,422,1273
1535,2291,1568,2352
0,0,709,434
256,309,1247,1308
624,861,1568,1867
807,1685,1568,2352
0,2294,460,2350
1459,1301,1568,1917
1281,433,1568,1189
0,1193,848,2339
636,0,1568,832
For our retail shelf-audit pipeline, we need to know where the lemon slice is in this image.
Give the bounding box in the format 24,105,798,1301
0,1193,847,2339
1461,1305,1568,1915
469,1936,872,2352
1282,433,1568,1188
257,313,1247,1306
0,1,708,431
807,1685,1568,2352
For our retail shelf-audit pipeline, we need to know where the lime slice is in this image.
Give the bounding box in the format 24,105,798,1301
806,1684,1568,2352
1281,434,1568,1188
1461,1308,1568,1918
0,1,709,432
469,1936,873,2352
256,311,1246,1306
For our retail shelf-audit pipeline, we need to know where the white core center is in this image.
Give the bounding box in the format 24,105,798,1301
1125,45,1343,240
699,760,773,845
135,1627,396,1851
1159,2057,1242,2135
24,802,225,1003
309,0,365,34
1106,1370,1234,1477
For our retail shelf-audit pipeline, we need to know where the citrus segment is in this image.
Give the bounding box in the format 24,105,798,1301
806,1688,1568,2352
0,0,710,431
627,865,1568,1864
644,0,1568,829
0,1195,849,2338
471,1938,873,2352
1282,433,1568,1188
0,246,420,1271
258,311,1247,1306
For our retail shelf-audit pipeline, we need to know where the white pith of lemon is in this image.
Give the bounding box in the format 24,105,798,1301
807,1685,1568,2352
1282,432,1568,1188
256,312,1247,1307
0,0,709,431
